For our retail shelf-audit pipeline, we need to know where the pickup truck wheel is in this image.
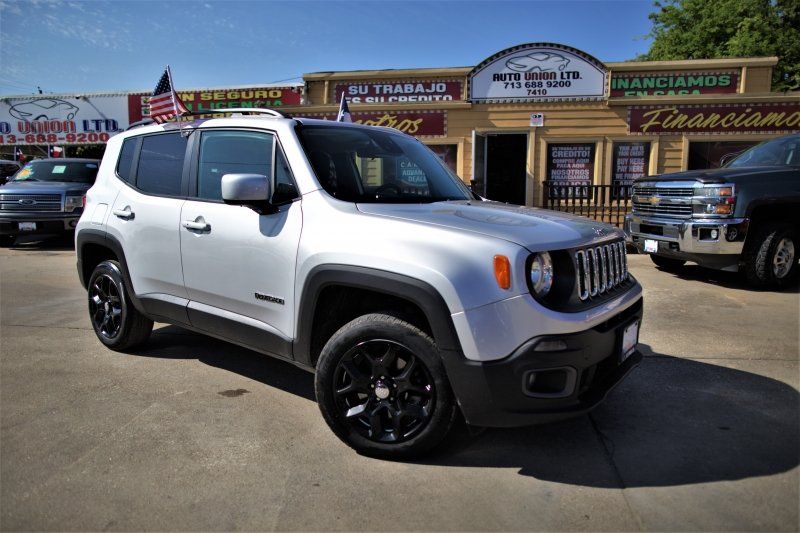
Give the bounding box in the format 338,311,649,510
87,260,153,350
0,235,15,247
743,224,798,288
315,313,457,459
649,254,685,271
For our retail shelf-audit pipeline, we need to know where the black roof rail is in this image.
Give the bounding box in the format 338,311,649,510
183,108,292,119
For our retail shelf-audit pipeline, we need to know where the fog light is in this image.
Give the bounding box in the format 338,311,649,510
710,229,719,239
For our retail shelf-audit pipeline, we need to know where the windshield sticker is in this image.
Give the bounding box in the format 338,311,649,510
52,165,67,174
16,168,32,179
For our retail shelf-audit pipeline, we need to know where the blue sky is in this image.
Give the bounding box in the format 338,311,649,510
0,0,656,95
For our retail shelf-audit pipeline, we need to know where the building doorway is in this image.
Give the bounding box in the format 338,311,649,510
485,134,527,205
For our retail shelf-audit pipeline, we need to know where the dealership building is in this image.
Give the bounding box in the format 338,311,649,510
2,42,798,210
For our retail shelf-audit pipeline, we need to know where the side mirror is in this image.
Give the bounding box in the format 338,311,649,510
221,173,272,212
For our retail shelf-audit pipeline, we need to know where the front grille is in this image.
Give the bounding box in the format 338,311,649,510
574,240,628,301
631,200,693,217
632,186,694,197
0,194,62,212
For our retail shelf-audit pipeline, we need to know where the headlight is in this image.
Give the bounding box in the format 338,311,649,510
529,252,553,297
65,195,85,212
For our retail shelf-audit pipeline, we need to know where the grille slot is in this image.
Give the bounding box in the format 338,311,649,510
575,240,628,301
631,201,692,217
633,186,695,197
0,194,62,212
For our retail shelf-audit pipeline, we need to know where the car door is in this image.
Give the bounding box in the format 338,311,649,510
107,132,189,306
179,129,302,357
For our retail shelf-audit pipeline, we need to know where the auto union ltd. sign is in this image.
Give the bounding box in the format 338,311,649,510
469,43,608,102
0,94,129,145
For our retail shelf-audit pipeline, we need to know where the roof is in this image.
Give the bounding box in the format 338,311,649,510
28,158,101,163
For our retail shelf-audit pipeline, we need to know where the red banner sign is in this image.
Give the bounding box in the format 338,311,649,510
628,103,800,134
611,71,738,97
300,110,447,137
128,86,303,123
334,81,462,104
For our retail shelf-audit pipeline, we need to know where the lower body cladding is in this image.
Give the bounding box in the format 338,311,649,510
443,296,643,428
0,214,80,236
626,213,748,271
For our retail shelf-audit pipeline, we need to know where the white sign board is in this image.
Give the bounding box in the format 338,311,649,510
470,43,607,102
0,94,129,145
530,113,544,127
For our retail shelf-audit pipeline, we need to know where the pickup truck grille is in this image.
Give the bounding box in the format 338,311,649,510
0,194,62,212
630,201,693,217
631,185,694,218
574,240,628,301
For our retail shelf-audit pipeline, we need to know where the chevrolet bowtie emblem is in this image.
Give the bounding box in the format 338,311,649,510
649,196,660,205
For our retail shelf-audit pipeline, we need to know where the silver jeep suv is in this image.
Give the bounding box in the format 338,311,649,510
76,109,643,458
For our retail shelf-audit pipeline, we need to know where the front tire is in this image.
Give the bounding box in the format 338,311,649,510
315,313,457,459
87,260,153,350
742,223,798,288
650,254,686,271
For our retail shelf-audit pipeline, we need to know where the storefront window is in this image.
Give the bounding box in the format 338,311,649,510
426,144,458,174
612,141,650,198
688,141,760,170
546,143,595,198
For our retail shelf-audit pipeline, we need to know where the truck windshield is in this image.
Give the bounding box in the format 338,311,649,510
11,160,99,183
297,125,473,203
726,136,800,168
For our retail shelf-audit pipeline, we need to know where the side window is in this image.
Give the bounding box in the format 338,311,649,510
136,133,187,196
197,130,273,201
273,147,299,204
116,137,137,183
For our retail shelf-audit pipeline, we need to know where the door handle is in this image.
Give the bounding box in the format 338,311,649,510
182,218,210,231
112,206,134,220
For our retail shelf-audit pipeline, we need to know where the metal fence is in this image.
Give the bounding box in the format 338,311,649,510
542,181,632,228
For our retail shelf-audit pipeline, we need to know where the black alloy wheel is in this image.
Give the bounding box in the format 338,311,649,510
87,260,153,350
89,273,123,339
333,339,435,443
315,313,457,459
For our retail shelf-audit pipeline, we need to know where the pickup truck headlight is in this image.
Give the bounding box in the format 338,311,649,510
694,185,735,217
529,252,553,297
65,195,85,212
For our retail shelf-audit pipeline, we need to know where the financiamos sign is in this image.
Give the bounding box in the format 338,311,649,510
629,103,800,134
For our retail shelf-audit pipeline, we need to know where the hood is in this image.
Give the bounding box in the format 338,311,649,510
0,181,91,194
635,166,793,185
356,200,623,251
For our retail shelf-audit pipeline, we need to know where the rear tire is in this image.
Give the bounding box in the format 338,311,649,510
315,313,457,459
87,260,153,350
742,223,797,288
650,254,686,271
0,235,15,247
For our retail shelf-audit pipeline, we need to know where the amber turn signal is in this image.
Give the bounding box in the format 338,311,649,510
494,255,511,290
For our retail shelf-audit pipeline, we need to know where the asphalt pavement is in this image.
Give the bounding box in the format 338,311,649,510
1,236,798,531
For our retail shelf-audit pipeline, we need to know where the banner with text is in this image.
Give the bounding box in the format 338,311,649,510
611,71,738,97
0,95,129,145
128,86,303,123
335,81,462,104
300,110,446,137
612,142,650,185
547,143,596,184
628,103,800,134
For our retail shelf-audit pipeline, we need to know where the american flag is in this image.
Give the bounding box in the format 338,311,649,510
336,91,352,122
148,66,188,124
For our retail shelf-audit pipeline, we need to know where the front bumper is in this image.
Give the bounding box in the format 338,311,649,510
0,212,80,235
441,298,643,427
625,214,748,270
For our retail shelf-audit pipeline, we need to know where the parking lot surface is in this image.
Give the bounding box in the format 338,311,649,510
1,238,798,531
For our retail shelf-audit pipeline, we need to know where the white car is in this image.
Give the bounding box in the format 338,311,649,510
76,109,642,458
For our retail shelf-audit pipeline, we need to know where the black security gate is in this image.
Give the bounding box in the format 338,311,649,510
543,181,632,228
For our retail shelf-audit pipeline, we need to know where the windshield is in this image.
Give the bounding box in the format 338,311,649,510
297,125,472,203
726,136,800,168
11,160,99,183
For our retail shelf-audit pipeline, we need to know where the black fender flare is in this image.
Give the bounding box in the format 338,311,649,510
293,265,463,367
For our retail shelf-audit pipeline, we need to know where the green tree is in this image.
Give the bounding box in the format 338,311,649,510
640,0,800,92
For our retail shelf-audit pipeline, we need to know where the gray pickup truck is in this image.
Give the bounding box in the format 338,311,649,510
626,133,799,288
0,158,99,246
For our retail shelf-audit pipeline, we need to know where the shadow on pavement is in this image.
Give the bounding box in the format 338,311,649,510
8,233,75,252
654,262,799,293
129,330,799,488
